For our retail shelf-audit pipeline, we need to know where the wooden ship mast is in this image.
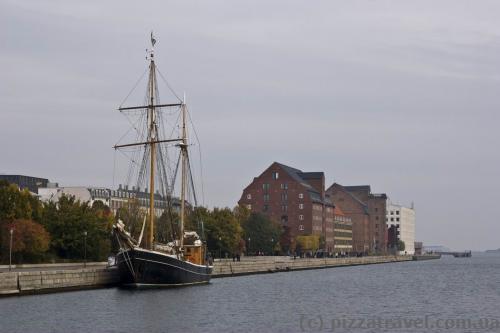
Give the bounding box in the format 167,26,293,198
114,33,189,252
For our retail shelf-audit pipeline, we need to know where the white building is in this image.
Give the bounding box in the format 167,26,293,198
386,202,416,255
38,185,179,217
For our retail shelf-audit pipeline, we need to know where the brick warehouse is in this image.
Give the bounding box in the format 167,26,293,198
238,162,335,252
326,184,388,254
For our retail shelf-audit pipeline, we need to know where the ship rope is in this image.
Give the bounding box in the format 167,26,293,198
187,108,206,206
156,67,183,103
114,233,136,281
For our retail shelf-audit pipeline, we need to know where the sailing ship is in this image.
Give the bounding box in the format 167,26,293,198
112,33,213,287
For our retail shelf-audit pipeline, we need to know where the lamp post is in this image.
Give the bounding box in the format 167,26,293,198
218,236,222,260
271,238,274,256
9,228,13,272
83,231,88,268
247,237,251,256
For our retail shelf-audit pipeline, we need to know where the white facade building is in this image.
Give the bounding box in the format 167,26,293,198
386,202,416,255
38,185,180,217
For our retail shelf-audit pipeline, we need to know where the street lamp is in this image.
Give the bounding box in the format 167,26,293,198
9,228,13,272
83,231,88,268
271,238,274,256
247,237,251,256
218,236,222,260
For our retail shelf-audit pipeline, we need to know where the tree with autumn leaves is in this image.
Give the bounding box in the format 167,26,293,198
0,180,49,263
0,181,113,264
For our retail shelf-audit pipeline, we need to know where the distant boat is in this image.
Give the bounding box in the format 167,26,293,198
453,251,472,258
112,34,212,287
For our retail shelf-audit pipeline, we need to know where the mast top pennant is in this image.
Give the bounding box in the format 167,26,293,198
151,31,157,47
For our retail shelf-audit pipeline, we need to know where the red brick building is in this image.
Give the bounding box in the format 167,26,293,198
326,183,388,254
238,162,335,251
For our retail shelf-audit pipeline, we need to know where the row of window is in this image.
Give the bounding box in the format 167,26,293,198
388,217,400,222
334,215,351,222
334,239,352,246
246,192,304,200
110,199,165,209
334,231,353,238
334,222,352,230
390,210,400,215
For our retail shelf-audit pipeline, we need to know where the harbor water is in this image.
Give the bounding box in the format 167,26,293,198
1,253,499,333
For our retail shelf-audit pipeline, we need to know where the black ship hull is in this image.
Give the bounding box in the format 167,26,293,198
116,248,213,287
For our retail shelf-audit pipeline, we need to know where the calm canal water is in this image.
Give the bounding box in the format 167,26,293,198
1,254,499,333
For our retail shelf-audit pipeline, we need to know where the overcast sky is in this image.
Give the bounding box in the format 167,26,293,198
1,1,499,251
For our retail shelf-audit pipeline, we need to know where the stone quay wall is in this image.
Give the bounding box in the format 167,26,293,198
211,255,413,277
0,266,119,296
0,256,415,296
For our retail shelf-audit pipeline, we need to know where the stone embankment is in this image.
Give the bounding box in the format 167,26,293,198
0,264,117,296
0,256,414,296
212,255,412,278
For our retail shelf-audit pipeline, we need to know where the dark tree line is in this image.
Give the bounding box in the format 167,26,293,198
0,180,286,264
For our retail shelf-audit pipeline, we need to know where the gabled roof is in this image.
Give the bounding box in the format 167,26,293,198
299,172,324,180
274,162,316,191
344,185,387,199
274,162,332,205
327,183,369,214
344,185,371,193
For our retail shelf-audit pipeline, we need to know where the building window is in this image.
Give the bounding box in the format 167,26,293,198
299,225,304,231
263,183,270,191
299,193,304,199
299,203,304,210
299,214,304,221
263,194,270,202
390,211,394,215
375,216,379,220
391,217,394,221
282,205,288,212
272,172,279,180
281,193,288,201
281,183,288,190
246,204,252,210
263,205,269,212
246,193,252,200
396,218,400,222
396,211,399,215
281,215,288,224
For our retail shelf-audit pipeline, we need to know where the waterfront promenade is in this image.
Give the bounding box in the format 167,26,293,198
0,255,414,296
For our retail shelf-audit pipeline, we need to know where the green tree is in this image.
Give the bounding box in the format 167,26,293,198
397,240,406,252
1,219,50,264
156,209,180,244
241,212,282,255
0,181,42,222
0,181,44,261
115,198,146,240
202,207,242,258
40,195,113,261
